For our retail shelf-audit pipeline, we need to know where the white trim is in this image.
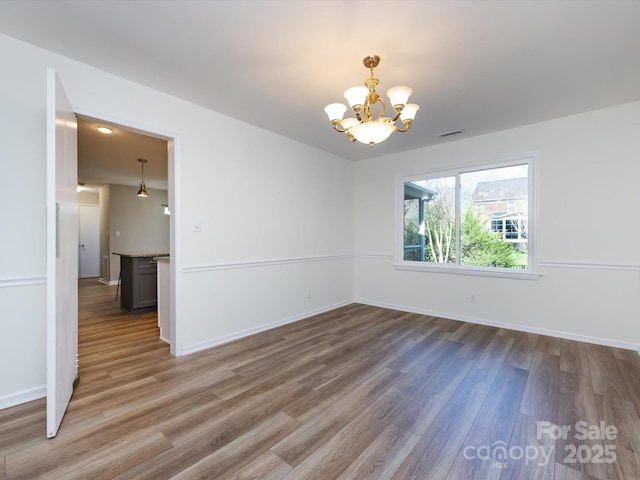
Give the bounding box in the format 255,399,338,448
0,385,46,411
393,263,541,280
540,261,640,271
355,298,640,352
355,253,541,279
0,276,46,288
356,255,639,274
355,253,394,261
168,135,181,356
98,278,118,286
182,300,353,355
183,254,353,274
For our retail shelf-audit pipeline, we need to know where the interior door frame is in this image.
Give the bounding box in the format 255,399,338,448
73,106,182,356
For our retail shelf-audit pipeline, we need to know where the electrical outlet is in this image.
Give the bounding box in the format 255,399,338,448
470,292,477,303
306,288,312,299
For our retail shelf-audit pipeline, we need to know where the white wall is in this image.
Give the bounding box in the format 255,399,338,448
0,33,354,408
178,124,355,350
354,101,640,349
77,190,98,205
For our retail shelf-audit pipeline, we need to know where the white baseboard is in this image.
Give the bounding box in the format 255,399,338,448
0,385,46,411
98,278,118,286
355,298,640,352
182,300,353,355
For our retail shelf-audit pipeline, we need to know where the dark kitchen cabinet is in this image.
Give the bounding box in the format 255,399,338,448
117,254,164,314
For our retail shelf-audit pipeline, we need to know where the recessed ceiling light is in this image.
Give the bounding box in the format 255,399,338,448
97,126,113,134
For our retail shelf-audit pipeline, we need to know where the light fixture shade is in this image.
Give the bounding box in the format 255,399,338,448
137,183,148,197
341,118,359,130
324,103,347,121
386,86,413,107
400,103,420,121
350,121,396,146
343,86,368,108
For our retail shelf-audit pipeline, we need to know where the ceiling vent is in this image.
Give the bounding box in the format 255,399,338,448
438,130,464,138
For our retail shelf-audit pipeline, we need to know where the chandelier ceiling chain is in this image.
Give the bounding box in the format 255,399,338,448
324,55,419,146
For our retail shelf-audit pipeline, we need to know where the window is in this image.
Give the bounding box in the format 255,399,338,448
397,156,536,278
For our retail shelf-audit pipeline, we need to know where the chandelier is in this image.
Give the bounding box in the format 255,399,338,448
324,55,419,146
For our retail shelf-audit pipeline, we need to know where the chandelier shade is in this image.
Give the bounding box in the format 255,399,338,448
324,55,419,146
324,103,347,121
400,103,420,122
344,86,368,108
350,121,396,145
386,86,413,108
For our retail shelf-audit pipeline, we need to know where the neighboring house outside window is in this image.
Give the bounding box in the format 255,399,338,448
472,177,528,250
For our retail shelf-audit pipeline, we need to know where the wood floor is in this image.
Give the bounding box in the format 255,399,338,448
1,279,640,479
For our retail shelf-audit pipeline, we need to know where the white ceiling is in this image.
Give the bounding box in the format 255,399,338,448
1,0,640,181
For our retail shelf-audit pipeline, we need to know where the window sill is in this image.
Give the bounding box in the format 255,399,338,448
393,262,542,280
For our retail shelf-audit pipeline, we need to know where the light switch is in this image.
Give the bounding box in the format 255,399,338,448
115,230,120,237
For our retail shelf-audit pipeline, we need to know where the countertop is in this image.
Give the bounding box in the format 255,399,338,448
112,251,170,258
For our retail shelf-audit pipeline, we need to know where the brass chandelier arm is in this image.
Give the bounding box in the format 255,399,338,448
395,120,414,133
331,119,347,133
331,119,356,142
361,94,387,122
390,105,405,123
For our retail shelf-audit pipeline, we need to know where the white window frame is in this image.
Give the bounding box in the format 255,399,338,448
394,153,540,280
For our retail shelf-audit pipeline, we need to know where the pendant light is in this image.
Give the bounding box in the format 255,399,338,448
137,158,148,197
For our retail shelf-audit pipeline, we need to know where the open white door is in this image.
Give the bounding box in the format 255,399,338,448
46,68,78,438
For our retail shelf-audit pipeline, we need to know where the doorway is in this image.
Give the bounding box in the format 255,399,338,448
47,73,181,438
74,109,180,356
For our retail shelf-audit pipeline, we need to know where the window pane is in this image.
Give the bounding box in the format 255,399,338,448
460,165,528,269
403,176,456,263
403,198,421,261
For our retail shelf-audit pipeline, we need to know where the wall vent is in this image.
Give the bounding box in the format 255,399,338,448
438,130,464,138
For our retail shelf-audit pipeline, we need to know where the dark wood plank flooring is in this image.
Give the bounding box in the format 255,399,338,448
1,279,639,479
